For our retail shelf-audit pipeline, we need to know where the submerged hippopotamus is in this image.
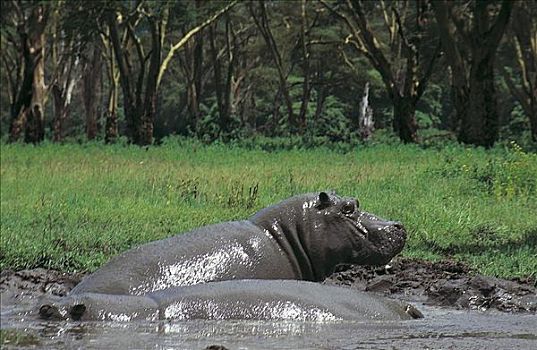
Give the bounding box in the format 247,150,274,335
72,192,406,295
39,280,422,322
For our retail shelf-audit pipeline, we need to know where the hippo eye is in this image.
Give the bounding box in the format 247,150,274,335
342,202,355,214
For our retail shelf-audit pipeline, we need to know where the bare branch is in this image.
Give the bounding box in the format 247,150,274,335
157,0,239,88
484,0,513,52
127,23,145,67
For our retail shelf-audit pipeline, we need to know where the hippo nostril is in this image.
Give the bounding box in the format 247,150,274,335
70,304,86,321
392,222,406,239
39,304,62,320
39,305,53,318
393,223,404,230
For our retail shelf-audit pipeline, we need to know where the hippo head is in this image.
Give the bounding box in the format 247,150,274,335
251,192,407,281
37,293,159,321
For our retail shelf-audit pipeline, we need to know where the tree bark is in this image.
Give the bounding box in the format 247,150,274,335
51,54,79,142
393,95,418,143
461,52,498,147
105,83,119,144
209,24,226,131
359,82,374,140
9,4,48,143
432,0,513,147
297,0,311,134
83,44,102,140
184,32,203,133
138,16,162,146
51,84,69,142
107,8,161,146
102,31,119,143
107,11,137,142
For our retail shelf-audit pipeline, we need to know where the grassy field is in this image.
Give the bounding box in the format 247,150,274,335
1,138,536,278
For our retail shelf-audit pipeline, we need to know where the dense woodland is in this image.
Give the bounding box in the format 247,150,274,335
0,0,535,148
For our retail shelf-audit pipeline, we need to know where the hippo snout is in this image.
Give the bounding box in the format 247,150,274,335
365,219,405,237
355,213,407,265
366,221,406,247
390,222,406,240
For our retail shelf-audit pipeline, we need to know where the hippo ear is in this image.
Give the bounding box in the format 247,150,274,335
316,192,331,209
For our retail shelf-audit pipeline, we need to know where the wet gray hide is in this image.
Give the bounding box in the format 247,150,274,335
71,192,407,295
39,280,421,322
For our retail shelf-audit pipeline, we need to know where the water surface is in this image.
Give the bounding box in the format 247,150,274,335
2,303,536,349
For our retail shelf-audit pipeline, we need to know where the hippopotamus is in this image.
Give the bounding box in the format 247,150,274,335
39,280,422,322
71,192,406,296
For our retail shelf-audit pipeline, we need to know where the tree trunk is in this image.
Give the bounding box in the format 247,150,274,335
193,31,204,118
210,20,236,136
105,79,119,144
52,85,69,142
83,44,102,140
222,18,236,136
393,95,418,143
314,86,326,125
297,0,311,134
107,11,137,142
103,33,119,144
138,17,162,146
9,48,32,142
459,56,498,147
209,25,226,131
9,5,47,143
51,55,79,143
182,39,202,134
358,82,374,141
432,0,512,147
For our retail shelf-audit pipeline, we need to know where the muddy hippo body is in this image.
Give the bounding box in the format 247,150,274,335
41,280,420,322
72,192,406,295
73,221,295,295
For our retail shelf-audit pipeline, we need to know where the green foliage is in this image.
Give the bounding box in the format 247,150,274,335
430,141,537,200
1,140,536,278
0,330,40,347
415,111,441,129
499,103,537,151
307,95,353,142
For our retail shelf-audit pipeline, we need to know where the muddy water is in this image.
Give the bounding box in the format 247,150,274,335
2,264,536,349
2,302,536,349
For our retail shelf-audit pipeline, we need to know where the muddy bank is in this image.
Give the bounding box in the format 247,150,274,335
325,258,537,313
1,258,536,313
0,268,83,304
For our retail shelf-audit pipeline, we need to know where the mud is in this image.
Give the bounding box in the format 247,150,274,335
0,268,83,303
324,258,537,313
1,258,535,314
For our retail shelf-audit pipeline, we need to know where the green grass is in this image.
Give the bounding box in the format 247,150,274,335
1,138,536,278
0,329,41,347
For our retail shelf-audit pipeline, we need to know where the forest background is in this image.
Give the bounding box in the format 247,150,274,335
1,0,536,148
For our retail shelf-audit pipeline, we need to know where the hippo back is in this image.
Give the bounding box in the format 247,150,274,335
71,220,296,295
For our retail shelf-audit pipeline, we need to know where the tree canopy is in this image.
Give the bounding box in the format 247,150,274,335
1,0,535,147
